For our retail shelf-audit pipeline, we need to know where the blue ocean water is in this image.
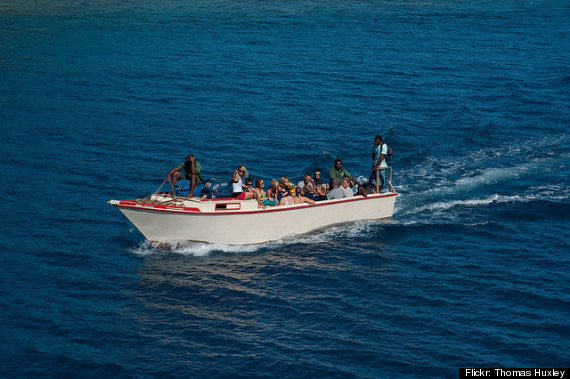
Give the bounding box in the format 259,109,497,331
1,0,569,377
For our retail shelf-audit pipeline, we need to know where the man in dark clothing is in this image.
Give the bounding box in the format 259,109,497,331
166,154,203,197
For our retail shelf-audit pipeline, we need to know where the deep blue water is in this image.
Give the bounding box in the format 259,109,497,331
1,0,569,377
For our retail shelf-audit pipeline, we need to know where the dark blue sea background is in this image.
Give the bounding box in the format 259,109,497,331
1,0,569,377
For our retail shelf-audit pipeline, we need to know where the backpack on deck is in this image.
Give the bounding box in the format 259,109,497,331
384,143,393,162
173,179,190,196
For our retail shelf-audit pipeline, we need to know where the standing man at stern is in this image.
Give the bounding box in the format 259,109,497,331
370,135,388,193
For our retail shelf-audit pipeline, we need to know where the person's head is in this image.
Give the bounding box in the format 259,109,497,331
271,179,280,191
266,188,273,197
255,178,264,188
237,165,248,178
332,178,341,188
303,173,312,183
342,178,351,188
316,184,326,195
289,186,296,196
314,168,321,179
245,178,253,187
186,154,195,161
334,159,343,170
279,176,289,187
295,187,302,196
302,185,313,194
375,135,382,145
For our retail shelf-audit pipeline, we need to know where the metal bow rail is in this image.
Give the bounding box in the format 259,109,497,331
376,167,395,194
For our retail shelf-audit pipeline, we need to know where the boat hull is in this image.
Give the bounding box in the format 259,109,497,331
109,193,397,245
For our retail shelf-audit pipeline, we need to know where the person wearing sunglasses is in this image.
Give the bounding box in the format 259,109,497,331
231,165,264,206
313,168,326,188
296,173,314,189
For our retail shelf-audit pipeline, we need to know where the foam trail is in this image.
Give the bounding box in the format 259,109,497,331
129,240,266,257
396,155,567,216
412,194,527,214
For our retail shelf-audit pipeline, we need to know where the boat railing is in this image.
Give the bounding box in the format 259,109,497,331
376,167,395,193
133,179,189,206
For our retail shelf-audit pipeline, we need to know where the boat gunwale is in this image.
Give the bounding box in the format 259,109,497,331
110,192,397,216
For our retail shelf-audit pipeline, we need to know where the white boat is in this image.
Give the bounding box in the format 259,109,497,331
108,189,397,245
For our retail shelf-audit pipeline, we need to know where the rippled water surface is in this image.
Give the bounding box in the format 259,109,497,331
1,0,569,377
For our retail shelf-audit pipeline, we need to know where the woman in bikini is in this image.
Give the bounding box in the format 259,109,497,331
293,187,316,205
262,188,278,207
279,185,295,206
252,178,266,200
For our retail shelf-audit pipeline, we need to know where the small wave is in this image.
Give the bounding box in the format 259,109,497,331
527,184,570,201
453,165,530,189
289,221,386,244
402,135,568,184
398,149,569,212
397,182,570,219
128,240,263,257
410,193,527,215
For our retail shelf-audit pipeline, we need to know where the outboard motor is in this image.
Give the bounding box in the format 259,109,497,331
202,179,232,198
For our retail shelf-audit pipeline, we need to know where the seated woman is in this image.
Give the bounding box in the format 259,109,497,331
231,165,264,206
252,178,266,199
262,188,278,207
270,179,284,202
301,185,319,202
315,184,328,201
279,185,296,206
293,187,315,205
279,176,293,192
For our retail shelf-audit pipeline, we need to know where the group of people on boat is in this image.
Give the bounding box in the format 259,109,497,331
229,164,363,209
165,135,391,206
